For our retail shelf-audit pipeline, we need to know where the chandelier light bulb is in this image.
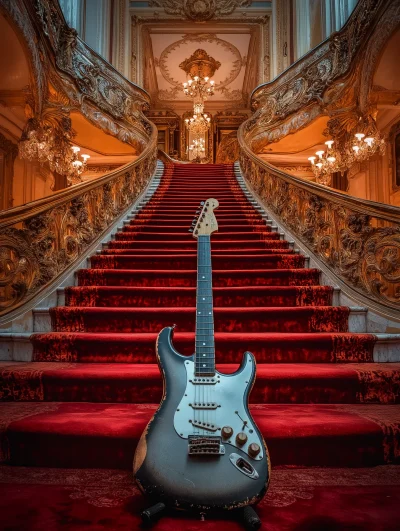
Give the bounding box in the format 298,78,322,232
325,140,334,149
81,154,90,162
188,79,192,85
308,156,316,164
183,82,187,87
71,146,80,154
352,145,360,153
364,137,374,146
316,162,323,168
327,156,336,163
316,150,325,158
210,80,215,85
355,133,365,141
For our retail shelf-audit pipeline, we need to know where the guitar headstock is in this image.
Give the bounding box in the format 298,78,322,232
189,198,219,238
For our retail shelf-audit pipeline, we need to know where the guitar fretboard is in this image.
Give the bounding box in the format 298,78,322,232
195,235,215,376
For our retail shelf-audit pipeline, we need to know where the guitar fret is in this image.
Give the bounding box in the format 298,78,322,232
195,234,215,376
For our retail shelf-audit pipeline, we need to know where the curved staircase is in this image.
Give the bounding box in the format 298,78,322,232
1,163,399,529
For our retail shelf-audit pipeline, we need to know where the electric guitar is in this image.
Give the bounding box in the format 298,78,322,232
133,198,270,512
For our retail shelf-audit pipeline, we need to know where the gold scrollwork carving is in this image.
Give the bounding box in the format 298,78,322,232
239,151,400,311
0,150,157,317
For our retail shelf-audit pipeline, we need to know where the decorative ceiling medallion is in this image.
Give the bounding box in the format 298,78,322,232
149,0,252,22
179,49,221,79
159,34,242,91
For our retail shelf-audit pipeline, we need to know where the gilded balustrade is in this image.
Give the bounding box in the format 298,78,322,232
0,0,158,321
239,0,400,317
238,136,400,317
0,147,157,321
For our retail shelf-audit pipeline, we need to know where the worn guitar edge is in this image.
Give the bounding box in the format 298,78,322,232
133,326,170,478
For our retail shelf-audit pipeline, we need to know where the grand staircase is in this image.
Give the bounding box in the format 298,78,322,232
1,163,399,529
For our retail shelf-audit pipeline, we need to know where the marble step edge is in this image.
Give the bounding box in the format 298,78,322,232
1,332,399,363
26,305,368,335
54,286,342,308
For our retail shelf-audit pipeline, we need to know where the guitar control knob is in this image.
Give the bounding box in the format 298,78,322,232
236,432,248,446
248,443,261,457
222,426,233,439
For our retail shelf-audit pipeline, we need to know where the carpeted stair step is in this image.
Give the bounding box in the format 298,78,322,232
49,306,350,333
121,224,267,233
2,362,398,404
76,268,321,287
1,402,398,468
114,230,279,241
101,248,294,256
90,254,304,270
64,285,333,308
106,239,290,250
31,332,376,364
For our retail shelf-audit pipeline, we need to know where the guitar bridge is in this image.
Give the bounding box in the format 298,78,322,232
188,436,225,456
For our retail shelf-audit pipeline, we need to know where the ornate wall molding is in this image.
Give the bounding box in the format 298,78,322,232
0,146,157,320
158,34,243,93
148,0,251,22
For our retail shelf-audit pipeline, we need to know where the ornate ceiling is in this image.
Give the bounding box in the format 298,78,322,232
130,2,272,113
149,31,252,107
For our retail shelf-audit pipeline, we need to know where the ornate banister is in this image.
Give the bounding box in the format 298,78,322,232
0,0,158,321
245,0,399,154
0,145,157,322
239,0,400,319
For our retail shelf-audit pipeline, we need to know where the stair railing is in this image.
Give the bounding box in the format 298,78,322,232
239,0,400,320
0,0,158,323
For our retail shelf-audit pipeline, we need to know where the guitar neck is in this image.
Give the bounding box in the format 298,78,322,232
195,235,215,376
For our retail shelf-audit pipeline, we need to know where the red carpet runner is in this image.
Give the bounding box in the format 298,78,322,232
1,163,399,529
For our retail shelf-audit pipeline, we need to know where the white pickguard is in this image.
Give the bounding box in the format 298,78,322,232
173,355,264,460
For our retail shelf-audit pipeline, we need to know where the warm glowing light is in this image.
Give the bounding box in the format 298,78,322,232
81,154,90,162
325,140,334,149
308,156,316,164
364,137,374,146
352,145,360,153
355,133,365,141
327,156,336,163
316,162,323,168
210,80,215,85
71,146,80,154
316,150,325,158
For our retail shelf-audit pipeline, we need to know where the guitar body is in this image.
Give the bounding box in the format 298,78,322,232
134,326,270,511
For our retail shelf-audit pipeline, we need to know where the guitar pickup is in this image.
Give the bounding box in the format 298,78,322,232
191,420,218,432
188,436,225,456
190,402,218,410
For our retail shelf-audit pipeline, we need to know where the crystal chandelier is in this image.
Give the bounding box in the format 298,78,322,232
183,76,215,101
184,102,211,136
19,119,90,186
180,49,219,102
188,138,206,162
69,146,90,185
308,130,385,185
